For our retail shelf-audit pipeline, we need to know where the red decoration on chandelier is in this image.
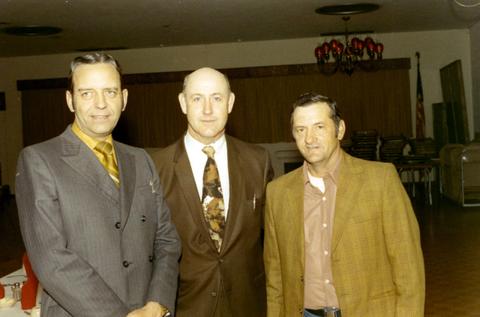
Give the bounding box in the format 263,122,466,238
314,16,383,75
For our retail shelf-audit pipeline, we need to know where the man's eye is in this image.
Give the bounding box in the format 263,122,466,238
213,96,222,102
192,96,201,102
105,90,117,98
81,91,93,99
296,128,305,133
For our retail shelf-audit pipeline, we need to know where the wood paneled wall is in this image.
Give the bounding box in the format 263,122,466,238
18,60,411,148
21,88,74,146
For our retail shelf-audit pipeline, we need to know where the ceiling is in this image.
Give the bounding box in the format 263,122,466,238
0,0,479,58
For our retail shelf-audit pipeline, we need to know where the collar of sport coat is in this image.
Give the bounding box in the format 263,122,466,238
331,152,363,252
286,151,365,255
172,135,245,254
115,142,136,227
222,136,247,253
58,126,136,226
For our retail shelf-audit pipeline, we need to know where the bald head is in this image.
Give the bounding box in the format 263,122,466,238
182,67,231,93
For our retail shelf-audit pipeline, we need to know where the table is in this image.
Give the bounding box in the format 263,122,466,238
395,160,439,205
0,269,41,317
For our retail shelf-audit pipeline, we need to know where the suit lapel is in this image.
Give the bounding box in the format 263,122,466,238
332,153,362,252
286,169,306,267
115,143,136,227
173,141,217,250
221,138,243,253
60,127,120,206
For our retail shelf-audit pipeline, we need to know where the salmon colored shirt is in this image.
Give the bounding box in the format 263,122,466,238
303,151,342,309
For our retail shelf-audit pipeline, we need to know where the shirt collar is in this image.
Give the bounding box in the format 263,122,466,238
303,149,343,186
184,131,226,156
71,121,114,151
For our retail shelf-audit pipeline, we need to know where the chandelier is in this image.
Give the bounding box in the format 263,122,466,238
314,16,384,76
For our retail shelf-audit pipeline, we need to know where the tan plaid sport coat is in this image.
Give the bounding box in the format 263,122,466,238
264,151,425,317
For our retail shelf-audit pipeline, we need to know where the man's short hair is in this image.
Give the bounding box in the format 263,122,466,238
291,92,342,132
68,52,123,92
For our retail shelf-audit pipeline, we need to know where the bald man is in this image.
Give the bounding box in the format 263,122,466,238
152,68,273,317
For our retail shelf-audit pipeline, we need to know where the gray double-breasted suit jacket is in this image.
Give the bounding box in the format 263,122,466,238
152,135,273,317
15,126,181,317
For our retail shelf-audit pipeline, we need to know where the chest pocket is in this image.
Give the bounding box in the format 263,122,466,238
131,184,158,230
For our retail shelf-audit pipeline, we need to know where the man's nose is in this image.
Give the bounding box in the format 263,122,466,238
95,93,107,109
203,99,212,114
305,128,316,144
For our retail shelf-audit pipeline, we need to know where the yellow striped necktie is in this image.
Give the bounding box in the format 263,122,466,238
94,141,120,187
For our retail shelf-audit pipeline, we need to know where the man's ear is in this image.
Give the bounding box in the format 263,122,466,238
179,93,187,114
227,92,235,114
337,120,346,140
66,90,74,113
122,89,128,111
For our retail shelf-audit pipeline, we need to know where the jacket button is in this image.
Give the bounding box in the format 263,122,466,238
149,255,154,262
211,292,217,297
122,261,130,268
115,222,121,229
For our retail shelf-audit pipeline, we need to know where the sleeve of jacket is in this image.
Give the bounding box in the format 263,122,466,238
261,150,274,228
15,147,130,317
144,152,181,314
263,182,284,317
382,164,425,317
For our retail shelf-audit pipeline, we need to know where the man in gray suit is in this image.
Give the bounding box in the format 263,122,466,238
152,67,273,317
15,53,181,317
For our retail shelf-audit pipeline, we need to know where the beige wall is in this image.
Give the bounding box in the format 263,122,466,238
0,29,473,189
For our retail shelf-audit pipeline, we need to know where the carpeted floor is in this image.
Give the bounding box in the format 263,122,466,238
2,188,480,316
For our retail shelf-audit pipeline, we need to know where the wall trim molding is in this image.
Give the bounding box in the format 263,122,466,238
17,58,410,91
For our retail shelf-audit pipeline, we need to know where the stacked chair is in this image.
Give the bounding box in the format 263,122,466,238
409,137,437,159
349,130,378,161
379,135,407,163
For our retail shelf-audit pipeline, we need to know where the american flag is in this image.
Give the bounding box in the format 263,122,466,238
415,52,425,138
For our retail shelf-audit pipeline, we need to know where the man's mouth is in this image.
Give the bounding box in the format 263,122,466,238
91,115,109,120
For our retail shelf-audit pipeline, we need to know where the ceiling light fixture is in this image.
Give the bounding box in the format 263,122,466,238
315,3,380,15
76,46,128,52
3,25,62,36
314,3,383,76
453,0,480,8
314,16,383,76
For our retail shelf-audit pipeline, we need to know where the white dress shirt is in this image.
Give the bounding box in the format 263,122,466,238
184,132,230,218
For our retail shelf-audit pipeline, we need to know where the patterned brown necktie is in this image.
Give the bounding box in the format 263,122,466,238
94,141,120,187
201,146,225,252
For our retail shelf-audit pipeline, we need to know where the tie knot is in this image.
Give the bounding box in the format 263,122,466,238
202,146,215,158
95,141,113,155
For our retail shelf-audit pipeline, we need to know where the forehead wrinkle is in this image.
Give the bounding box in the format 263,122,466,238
189,91,223,96
72,64,121,89
293,120,324,128
186,79,228,91
77,87,118,91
